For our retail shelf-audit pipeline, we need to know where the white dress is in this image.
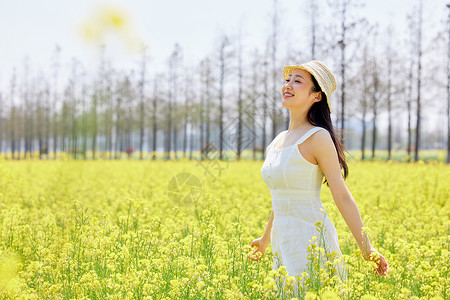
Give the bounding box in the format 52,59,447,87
261,127,347,284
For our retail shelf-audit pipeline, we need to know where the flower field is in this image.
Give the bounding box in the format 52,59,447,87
0,158,448,299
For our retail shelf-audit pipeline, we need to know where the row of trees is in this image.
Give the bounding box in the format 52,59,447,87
0,0,448,162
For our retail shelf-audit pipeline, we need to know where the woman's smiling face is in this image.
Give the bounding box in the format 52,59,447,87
281,68,320,109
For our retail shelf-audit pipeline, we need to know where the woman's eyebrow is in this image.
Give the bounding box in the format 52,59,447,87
287,74,305,80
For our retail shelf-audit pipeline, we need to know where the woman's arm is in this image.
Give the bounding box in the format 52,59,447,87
247,210,274,261
262,210,274,244
310,130,388,276
311,130,373,254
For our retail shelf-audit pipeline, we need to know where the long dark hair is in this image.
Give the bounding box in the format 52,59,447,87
308,74,349,185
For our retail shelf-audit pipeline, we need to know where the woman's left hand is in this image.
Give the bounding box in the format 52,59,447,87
364,248,389,276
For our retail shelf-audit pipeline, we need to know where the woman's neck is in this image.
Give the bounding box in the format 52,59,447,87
286,110,311,133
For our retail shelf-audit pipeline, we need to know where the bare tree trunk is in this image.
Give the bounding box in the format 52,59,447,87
262,47,269,160
126,104,132,159
371,60,379,161
91,93,98,160
23,58,31,159
101,56,113,159
361,46,369,161
106,83,113,160
37,84,44,159
92,46,106,160
52,45,61,159
447,4,450,163
166,82,172,161
44,85,50,159
69,59,79,159
271,0,279,141
152,77,158,161
82,85,88,159
199,62,206,160
406,53,413,162
339,2,347,144
10,71,16,160
115,88,121,159
310,0,317,59
237,31,244,160
414,0,423,162
200,58,212,160
166,44,181,160
386,28,393,161
361,112,366,160
139,46,147,160
218,37,228,160
182,70,191,159
250,50,260,161
189,122,194,160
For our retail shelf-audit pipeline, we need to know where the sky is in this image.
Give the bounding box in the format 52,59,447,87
0,0,448,144
1,0,447,79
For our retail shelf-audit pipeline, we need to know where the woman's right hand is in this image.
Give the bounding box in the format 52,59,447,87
363,247,389,276
247,236,269,261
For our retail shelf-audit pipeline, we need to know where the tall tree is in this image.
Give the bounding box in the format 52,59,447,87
386,25,393,161
327,0,366,144
138,45,147,160
360,46,370,160
37,76,45,159
51,45,61,159
81,81,88,159
217,36,229,160
199,57,213,160
103,63,114,160
44,81,50,159
151,75,159,161
270,0,280,140
68,58,80,159
22,57,33,158
405,12,417,162
262,41,270,160
182,66,194,159
370,54,380,161
309,0,318,59
414,0,423,162
166,43,182,160
9,70,17,160
236,28,244,160
447,4,450,163
248,49,262,161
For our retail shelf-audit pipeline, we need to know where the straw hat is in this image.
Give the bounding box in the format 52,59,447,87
282,60,337,113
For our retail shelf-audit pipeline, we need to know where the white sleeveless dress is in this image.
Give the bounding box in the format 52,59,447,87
261,127,347,283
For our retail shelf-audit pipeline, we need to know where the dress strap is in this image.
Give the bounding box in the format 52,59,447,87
266,130,287,151
295,127,326,146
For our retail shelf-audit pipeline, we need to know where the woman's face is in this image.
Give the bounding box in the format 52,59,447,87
281,68,321,110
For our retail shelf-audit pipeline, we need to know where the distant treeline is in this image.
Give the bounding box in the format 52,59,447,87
0,0,449,163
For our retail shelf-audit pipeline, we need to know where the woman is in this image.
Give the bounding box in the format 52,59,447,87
247,60,389,282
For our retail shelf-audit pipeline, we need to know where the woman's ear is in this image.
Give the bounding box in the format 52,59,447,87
314,91,322,102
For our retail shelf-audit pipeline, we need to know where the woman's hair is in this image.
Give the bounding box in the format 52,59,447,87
308,73,349,185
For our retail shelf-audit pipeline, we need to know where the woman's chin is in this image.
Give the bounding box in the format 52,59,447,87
281,99,293,107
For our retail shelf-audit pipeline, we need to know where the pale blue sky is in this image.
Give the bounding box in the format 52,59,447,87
1,0,446,82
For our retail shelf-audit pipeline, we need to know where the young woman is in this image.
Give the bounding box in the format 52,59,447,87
247,60,389,282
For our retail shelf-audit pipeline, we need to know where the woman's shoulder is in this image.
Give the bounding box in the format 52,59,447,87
310,127,331,141
309,127,335,153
